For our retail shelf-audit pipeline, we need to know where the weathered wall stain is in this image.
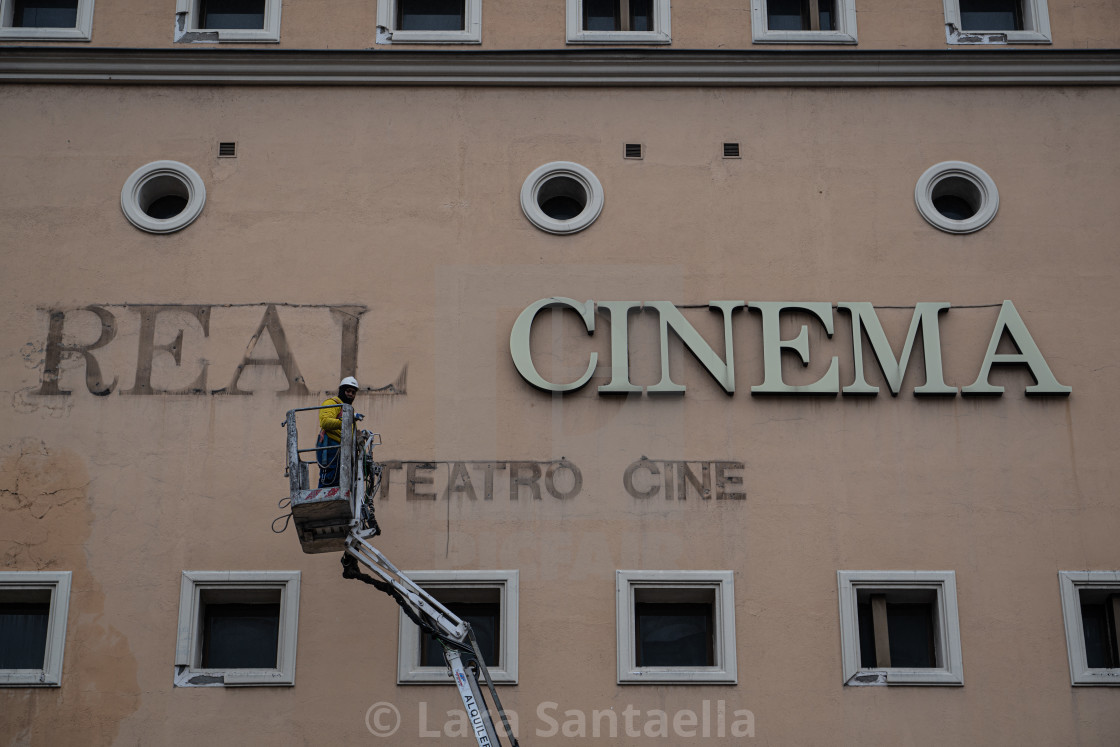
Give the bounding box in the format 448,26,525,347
0,441,140,747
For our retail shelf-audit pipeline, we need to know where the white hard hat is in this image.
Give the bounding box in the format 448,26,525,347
339,376,360,389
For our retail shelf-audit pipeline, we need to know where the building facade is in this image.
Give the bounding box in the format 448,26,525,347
2,1,1119,744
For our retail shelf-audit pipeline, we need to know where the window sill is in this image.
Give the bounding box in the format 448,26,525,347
377,30,482,44
567,31,671,45
845,668,964,686
0,27,91,41
752,31,857,44
174,30,281,43
946,27,1052,45
619,667,737,685
173,666,295,687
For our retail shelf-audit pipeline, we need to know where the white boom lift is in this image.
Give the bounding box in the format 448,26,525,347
281,403,519,747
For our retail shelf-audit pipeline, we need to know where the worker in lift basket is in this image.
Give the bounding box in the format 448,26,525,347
316,376,363,488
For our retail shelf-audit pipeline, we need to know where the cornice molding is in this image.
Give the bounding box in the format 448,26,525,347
1,48,1119,86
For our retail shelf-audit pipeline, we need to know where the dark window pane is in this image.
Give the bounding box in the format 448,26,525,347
1080,595,1119,669
398,0,465,31
0,594,51,670
537,176,587,220
199,0,266,30
767,0,807,31
959,0,1023,31
857,601,877,668
857,598,936,668
629,0,652,32
12,0,79,28
420,602,500,667
767,0,835,31
886,603,936,668
818,0,835,31
933,194,976,221
145,195,188,220
540,195,584,220
201,603,280,669
584,0,619,31
635,602,713,667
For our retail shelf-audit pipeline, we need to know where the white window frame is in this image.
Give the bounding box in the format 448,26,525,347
566,0,671,45
914,160,999,235
0,0,94,41
1058,571,1120,686
520,161,605,235
943,0,1051,44
616,570,737,684
0,572,71,687
120,160,207,235
750,0,857,45
837,570,964,686
174,0,282,43
397,570,518,684
375,0,482,44
174,570,300,687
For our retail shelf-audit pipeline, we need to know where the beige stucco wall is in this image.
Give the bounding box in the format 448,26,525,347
3,0,1120,49
1,79,1119,745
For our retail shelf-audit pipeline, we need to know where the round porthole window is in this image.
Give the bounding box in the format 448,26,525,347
121,161,206,234
914,161,998,234
520,161,604,235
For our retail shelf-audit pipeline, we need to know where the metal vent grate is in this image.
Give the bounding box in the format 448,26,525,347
723,142,741,159
624,143,643,159
218,142,237,158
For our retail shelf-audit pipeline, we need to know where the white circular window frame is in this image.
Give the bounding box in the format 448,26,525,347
520,161,604,235
121,160,206,234
914,161,999,235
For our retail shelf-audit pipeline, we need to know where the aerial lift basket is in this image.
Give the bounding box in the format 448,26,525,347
283,404,375,553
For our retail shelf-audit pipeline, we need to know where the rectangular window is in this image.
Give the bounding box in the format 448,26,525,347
419,590,501,667
959,0,1022,31
635,595,714,667
376,0,481,44
0,0,93,40
398,0,463,31
0,572,71,687
12,0,77,27
199,592,281,669
0,590,52,669
616,570,736,684
397,570,518,684
174,571,300,687
856,591,937,669
1058,571,1120,685
943,0,1050,43
199,0,264,30
174,0,281,42
583,0,652,32
566,0,670,44
837,571,964,686
751,0,856,44
765,0,834,31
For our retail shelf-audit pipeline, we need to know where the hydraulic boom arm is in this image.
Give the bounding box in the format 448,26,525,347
282,404,519,747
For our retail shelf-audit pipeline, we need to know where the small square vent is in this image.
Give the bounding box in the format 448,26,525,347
624,143,643,160
723,142,741,159
218,142,237,158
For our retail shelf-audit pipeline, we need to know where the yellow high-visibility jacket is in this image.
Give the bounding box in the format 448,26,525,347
319,396,344,443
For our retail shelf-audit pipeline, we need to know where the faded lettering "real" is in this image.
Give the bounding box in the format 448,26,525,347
35,303,379,396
